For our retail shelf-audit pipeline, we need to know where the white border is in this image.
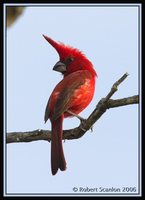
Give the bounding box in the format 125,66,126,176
3,3,142,197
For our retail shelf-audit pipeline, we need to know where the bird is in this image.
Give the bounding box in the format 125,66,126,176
43,35,97,175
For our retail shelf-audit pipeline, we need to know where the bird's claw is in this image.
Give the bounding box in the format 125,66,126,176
80,126,86,132
79,118,87,132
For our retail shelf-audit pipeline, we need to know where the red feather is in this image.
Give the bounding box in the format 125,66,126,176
43,35,97,175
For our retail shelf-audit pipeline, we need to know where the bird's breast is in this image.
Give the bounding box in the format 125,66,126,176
65,77,96,117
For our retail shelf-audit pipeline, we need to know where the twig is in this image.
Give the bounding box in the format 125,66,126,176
105,72,129,101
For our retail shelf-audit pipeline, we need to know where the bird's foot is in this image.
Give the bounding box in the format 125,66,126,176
67,110,85,122
67,110,87,131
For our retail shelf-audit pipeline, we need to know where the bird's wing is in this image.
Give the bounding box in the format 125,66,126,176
51,71,90,121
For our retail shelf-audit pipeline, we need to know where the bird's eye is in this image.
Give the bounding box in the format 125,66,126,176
65,57,74,65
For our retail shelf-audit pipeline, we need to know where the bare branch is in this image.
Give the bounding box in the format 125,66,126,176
105,72,129,101
107,95,139,108
6,73,139,144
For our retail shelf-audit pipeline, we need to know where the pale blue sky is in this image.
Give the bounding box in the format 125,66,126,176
5,4,140,196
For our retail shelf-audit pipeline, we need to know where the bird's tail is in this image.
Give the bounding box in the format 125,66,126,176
51,115,66,175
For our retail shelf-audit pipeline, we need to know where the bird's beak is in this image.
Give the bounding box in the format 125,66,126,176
53,61,67,73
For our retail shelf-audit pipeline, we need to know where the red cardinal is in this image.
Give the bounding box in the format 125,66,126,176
43,35,97,175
